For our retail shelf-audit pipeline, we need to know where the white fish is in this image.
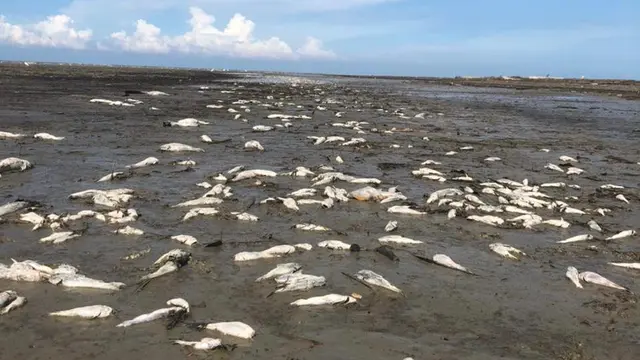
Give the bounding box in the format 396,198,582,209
566,266,583,288
34,133,65,140
256,263,301,282
600,184,624,190
288,188,316,198
274,273,326,293
545,163,564,173
276,197,299,211
174,338,222,351
245,140,264,151
542,218,570,228
467,215,504,226
171,235,198,246
40,231,80,244
588,219,602,232
295,223,331,231
432,254,473,274
253,125,274,132
605,230,636,241
167,118,208,127
0,131,25,139
49,272,126,291
489,243,526,260
0,157,33,172
294,243,313,251
114,226,144,236
426,188,463,204
116,298,189,327
557,234,593,244
231,169,277,182
159,143,204,152
541,182,566,188
50,305,114,319
566,167,584,175
0,296,27,315
231,212,259,221
204,322,256,339
126,157,159,168
385,220,398,232
387,205,425,215
559,155,578,163
97,172,125,182
145,91,169,96
318,240,352,250
445,151,457,156
234,245,296,262
609,262,640,270
484,157,501,162
335,155,344,164
197,182,212,189
579,271,628,291
174,197,223,207
201,135,213,143
616,194,629,204
355,270,401,293
291,294,358,306
183,207,219,221
378,235,423,245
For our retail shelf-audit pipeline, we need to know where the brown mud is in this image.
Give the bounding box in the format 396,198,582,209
1,63,639,360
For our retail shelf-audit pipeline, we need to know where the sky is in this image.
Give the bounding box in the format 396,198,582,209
1,0,639,79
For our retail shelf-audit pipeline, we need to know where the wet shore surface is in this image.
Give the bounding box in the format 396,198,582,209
1,63,640,360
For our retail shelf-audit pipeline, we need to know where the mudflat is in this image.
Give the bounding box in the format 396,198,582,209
1,63,639,360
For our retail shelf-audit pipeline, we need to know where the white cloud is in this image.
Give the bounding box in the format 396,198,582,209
0,14,92,49
105,7,336,60
297,37,337,59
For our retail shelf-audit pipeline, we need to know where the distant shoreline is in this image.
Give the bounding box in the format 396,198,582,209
1,60,638,100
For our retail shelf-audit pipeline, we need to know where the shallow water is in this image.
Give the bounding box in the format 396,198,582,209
1,67,640,360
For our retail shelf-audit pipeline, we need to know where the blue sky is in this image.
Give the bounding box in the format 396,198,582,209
1,0,639,78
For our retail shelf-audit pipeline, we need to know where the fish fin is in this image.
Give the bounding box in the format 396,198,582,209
412,253,437,265
134,278,152,293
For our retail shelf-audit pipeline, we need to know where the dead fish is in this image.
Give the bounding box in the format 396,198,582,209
545,163,564,173
616,194,630,204
256,263,302,282
0,200,34,217
385,220,398,232
579,271,629,291
467,215,504,226
609,262,640,270
183,207,219,221
50,305,114,319
166,118,208,127
171,235,198,246
566,266,583,288
290,293,359,306
0,157,33,173
114,226,144,236
126,157,159,168
378,235,423,245
0,131,25,139
34,133,65,141
414,253,476,275
49,270,126,291
318,240,355,251
204,321,256,339
588,220,602,232
354,270,402,293
234,245,296,262
272,273,326,294
116,298,190,327
387,205,425,215
557,234,594,244
244,140,264,151
174,338,222,351
605,230,636,241
159,143,204,152
0,296,26,315
295,223,331,232
489,243,526,260
40,231,81,244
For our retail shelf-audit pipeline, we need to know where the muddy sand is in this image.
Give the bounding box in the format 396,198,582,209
1,63,640,360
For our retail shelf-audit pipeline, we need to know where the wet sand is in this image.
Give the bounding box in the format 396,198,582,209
1,63,640,360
